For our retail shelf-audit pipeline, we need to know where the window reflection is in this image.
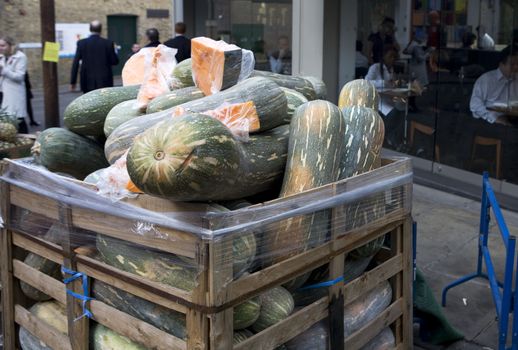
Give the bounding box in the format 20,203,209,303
189,0,293,74
358,0,518,184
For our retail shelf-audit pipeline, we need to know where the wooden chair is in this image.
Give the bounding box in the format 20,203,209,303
470,136,502,179
409,121,441,162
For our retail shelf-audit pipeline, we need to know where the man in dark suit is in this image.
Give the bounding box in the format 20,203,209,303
70,20,119,93
144,28,161,48
163,22,191,63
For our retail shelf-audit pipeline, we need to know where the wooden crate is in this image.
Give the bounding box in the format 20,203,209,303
0,157,413,350
0,134,35,160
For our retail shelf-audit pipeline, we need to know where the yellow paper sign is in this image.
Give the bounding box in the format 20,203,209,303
43,41,59,62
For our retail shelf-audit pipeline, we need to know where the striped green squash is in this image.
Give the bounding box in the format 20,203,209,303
338,106,386,257
146,86,205,114
64,85,140,137
281,88,308,124
252,70,317,100
252,286,294,332
170,58,195,89
96,234,261,330
105,77,287,164
285,281,392,349
92,324,146,350
19,301,67,350
338,79,379,109
339,106,384,179
304,76,327,100
32,128,109,179
126,114,290,201
92,281,187,340
269,101,345,287
361,328,395,349
104,99,144,137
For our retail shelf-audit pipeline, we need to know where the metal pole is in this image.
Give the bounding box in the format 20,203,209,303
40,0,60,128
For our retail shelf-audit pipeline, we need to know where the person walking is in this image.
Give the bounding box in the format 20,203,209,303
70,20,119,93
144,28,161,48
0,36,29,133
163,22,191,63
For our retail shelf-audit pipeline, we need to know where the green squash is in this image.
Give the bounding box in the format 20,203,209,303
338,79,379,109
170,58,195,89
251,70,317,100
251,286,294,332
126,114,290,201
32,128,109,179
105,77,287,164
104,99,144,138
64,85,140,137
146,86,205,114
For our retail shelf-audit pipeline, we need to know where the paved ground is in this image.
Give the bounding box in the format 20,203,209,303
25,84,518,349
412,183,518,350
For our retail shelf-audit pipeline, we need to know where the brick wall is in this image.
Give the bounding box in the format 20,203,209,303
0,0,174,88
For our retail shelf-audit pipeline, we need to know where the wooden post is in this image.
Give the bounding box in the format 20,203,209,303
59,204,89,350
328,204,345,350
208,235,234,350
390,221,404,345
402,216,413,348
0,182,15,350
40,0,60,128
187,244,210,350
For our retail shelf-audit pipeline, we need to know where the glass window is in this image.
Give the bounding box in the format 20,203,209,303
357,0,518,186
186,0,293,73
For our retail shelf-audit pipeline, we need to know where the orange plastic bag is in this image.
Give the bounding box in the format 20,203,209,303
172,101,260,141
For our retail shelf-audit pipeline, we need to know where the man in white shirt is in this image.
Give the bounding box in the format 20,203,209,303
470,46,518,125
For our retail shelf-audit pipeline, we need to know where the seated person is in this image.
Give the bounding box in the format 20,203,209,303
470,46,518,125
365,46,398,116
365,46,404,146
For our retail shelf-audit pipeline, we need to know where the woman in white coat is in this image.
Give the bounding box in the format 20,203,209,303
0,36,28,133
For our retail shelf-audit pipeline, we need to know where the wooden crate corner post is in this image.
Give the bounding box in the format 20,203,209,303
59,203,89,350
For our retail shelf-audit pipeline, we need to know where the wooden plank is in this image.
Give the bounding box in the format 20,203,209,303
76,256,190,314
234,297,329,350
13,259,66,304
226,219,403,305
90,299,187,350
60,204,89,350
401,217,413,348
1,181,16,350
9,186,200,259
327,203,345,350
389,225,404,344
15,304,72,350
186,244,210,350
344,299,403,349
13,230,64,265
343,255,403,305
208,237,234,349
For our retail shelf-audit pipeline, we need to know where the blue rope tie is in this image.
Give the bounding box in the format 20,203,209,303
61,266,93,321
297,276,345,291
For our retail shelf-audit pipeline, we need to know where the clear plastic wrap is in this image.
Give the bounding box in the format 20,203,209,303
172,101,260,141
121,45,178,109
191,37,255,96
1,157,411,349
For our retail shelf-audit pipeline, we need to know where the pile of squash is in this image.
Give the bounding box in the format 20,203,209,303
24,37,394,350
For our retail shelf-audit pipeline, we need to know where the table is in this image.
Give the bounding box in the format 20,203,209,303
487,105,518,118
379,88,420,143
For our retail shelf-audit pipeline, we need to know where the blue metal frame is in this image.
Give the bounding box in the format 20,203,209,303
441,172,516,350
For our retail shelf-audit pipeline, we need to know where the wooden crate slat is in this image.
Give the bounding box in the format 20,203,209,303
76,256,190,314
13,260,188,350
226,218,403,306
90,299,187,350
13,231,64,265
15,304,73,350
344,298,403,349
234,296,329,350
343,254,403,305
13,259,66,303
9,185,199,259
